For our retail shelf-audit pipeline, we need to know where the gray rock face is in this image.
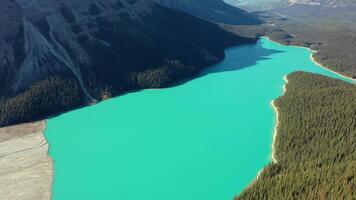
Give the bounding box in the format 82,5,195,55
0,121,52,200
0,0,24,94
0,0,153,97
287,0,356,7
274,0,356,21
1,0,254,101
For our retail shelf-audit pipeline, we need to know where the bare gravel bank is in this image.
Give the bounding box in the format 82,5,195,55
0,121,52,200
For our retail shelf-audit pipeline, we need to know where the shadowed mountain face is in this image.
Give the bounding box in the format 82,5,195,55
157,0,262,25
0,0,255,98
0,0,257,126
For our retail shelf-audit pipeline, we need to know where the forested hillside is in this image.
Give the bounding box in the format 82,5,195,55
236,72,356,199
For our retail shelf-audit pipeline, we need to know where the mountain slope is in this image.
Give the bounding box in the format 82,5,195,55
0,0,256,127
157,0,262,25
224,0,286,10
275,0,356,21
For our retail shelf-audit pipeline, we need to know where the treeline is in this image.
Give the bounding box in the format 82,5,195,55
87,59,204,100
0,77,83,127
134,60,199,88
0,60,203,127
236,72,356,199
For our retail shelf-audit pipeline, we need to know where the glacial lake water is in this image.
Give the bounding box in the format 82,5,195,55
45,38,353,200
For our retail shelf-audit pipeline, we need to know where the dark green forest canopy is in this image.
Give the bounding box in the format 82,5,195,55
236,72,356,200
0,77,84,127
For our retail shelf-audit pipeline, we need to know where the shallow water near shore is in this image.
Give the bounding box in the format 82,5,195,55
45,38,353,200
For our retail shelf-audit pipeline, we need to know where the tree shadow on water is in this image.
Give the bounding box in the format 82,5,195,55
201,42,285,77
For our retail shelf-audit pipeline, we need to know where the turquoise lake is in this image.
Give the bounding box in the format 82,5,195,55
45,38,353,200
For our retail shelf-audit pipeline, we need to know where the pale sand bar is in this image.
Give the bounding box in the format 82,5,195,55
0,121,52,200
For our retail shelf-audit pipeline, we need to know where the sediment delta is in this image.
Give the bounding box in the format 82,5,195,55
0,121,52,200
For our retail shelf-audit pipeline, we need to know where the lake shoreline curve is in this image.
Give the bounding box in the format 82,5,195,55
246,75,289,190
263,36,356,82
271,75,289,164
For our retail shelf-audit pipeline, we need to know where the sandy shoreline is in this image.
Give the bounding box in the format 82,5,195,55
263,36,356,82
310,54,356,82
271,101,279,163
246,75,289,190
0,121,52,200
271,75,289,164
271,76,289,163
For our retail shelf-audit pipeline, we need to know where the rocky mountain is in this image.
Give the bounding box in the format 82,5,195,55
0,0,155,101
0,0,254,97
287,0,356,7
224,0,286,10
157,0,262,25
0,0,256,127
275,0,356,21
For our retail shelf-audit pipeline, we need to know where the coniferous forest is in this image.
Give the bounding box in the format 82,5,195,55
0,77,83,126
236,72,356,199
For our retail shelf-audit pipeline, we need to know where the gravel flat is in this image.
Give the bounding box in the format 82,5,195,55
0,121,52,200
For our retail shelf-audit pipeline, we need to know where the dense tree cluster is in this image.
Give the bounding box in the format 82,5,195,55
134,60,198,88
0,77,84,127
88,60,201,99
236,72,356,199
